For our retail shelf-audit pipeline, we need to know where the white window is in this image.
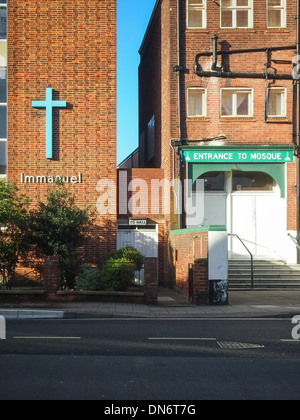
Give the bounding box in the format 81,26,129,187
147,115,155,161
221,88,253,117
187,0,206,29
187,88,207,117
0,1,7,41
267,87,286,117
267,0,286,28
221,0,253,29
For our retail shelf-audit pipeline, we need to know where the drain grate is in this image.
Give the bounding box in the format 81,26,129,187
217,341,265,350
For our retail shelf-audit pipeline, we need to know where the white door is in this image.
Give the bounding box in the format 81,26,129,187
117,226,158,285
230,192,286,259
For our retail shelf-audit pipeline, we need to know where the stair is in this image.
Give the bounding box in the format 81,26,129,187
228,259,300,290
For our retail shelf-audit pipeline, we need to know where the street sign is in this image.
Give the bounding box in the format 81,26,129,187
129,219,147,226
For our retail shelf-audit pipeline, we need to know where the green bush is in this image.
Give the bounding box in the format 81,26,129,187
100,247,144,292
75,265,101,291
113,247,144,270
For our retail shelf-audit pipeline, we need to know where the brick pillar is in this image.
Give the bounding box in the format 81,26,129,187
193,259,209,305
44,256,60,300
144,258,158,304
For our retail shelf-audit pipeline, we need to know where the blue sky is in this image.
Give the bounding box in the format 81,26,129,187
117,0,157,165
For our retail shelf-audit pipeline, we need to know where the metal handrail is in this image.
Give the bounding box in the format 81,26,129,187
288,233,300,251
229,233,254,289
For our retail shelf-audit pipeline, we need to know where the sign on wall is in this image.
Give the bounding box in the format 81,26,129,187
181,147,294,164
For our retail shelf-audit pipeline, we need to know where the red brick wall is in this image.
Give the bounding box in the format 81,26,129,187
118,168,168,218
144,257,158,303
169,230,209,303
44,256,60,299
139,0,298,233
117,167,171,285
7,0,117,264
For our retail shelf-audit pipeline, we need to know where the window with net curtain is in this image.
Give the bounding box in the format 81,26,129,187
267,88,286,117
221,0,253,28
187,88,206,117
187,0,206,29
267,0,286,28
221,89,253,117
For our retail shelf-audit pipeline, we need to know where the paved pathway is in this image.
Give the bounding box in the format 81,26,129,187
1,288,300,319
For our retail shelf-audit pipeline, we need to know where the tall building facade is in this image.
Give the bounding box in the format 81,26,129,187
5,0,117,263
0,0,7,180
138,0,299,287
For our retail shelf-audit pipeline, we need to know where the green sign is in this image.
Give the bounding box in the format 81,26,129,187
181,147,294,163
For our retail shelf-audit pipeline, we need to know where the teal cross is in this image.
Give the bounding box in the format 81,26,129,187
32,88,67,159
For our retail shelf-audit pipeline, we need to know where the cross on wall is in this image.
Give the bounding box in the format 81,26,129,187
32,88,67,159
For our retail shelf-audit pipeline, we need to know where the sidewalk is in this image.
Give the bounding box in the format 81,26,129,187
1,288,300,319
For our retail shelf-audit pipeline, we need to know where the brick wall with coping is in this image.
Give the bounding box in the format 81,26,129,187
7,0,117,266
169,229,209,304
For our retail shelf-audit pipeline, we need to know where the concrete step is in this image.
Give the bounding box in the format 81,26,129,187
228,259,300,290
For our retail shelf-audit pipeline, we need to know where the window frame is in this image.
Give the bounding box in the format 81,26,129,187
267,0,286,29
147,114,155,162
0,138,7,176
232,171,275,193
267,87,287,118
187,0,207,29
187,87,207,118
0,2,7,41
220,0,253,29
220,88,254,118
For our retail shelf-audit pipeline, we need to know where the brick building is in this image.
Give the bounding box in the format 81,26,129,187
135,0,300,298
2,0,117,264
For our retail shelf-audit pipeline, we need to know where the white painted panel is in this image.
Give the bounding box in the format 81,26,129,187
117,229,158,258
231,195,256,256
201,194,227,226
230,193,287,259
255,195,286,258
117,228,159,286
208,231,228,281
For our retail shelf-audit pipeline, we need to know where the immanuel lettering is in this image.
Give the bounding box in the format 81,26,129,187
20,173,83,184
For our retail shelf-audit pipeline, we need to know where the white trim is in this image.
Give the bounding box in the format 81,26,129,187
187,0,207,29
267,87,287,118
220,0,253,29
267,0,286,29
187,87,207,117
220,88,253,118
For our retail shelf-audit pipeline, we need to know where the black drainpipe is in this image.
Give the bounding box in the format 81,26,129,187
176,0,182,230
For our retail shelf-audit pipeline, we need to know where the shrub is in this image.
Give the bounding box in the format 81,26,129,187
113,247,144,270
75,265,101,291
27,183,95,289
100,247,144,292
0,181,31,289
100,258,135,291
